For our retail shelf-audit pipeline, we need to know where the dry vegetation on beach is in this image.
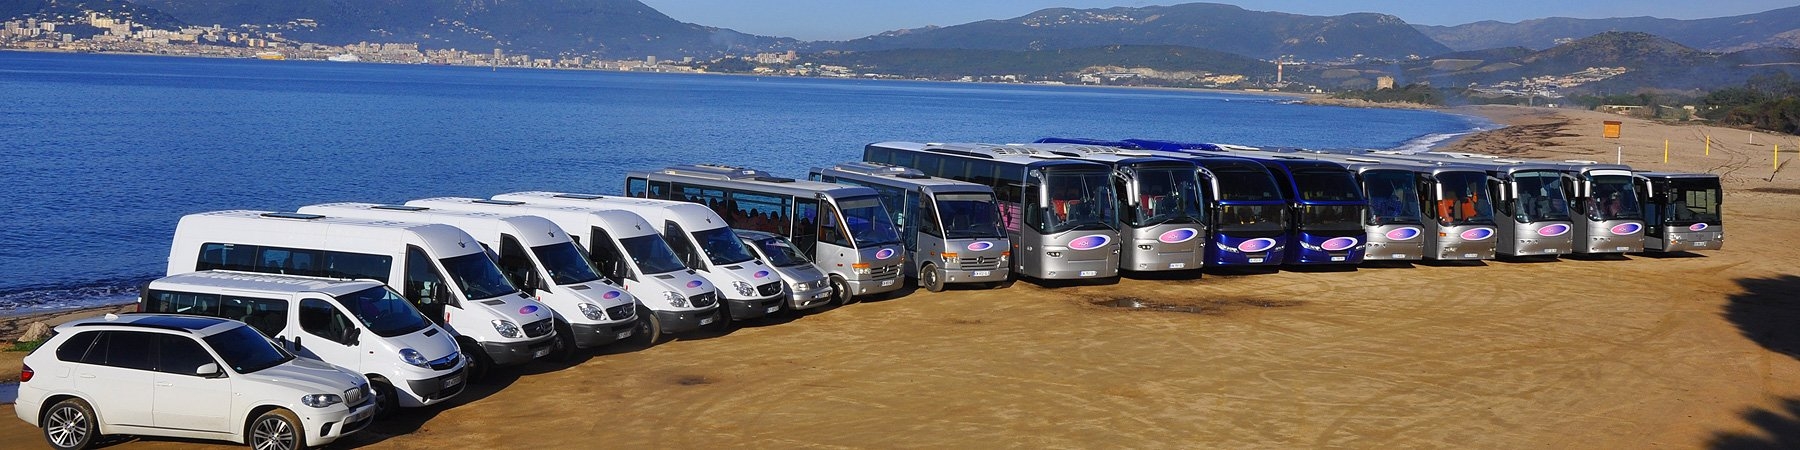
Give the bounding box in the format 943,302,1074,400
4,105,1800,448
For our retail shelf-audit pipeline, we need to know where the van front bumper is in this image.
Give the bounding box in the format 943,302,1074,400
571,319,636,348
481,334,556,366
655,307,719,334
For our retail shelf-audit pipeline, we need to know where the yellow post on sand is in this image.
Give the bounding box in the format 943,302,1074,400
1705,135,1711,156
1664,140,1669,163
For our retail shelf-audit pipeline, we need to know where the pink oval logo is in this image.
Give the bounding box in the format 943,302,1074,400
875,248,896,260
603,291,621,300
1460,228,1495,240
1237,238,1277,253
1610,223,1643,236
686,280,704,288
1385,227,1421,241
967,241,994,251
753,270,770,279
1537,224,1571,237
1320,237,1358,252
519,305,539,315
1068,234,1112,250
1689,223,1708,232
1158,228,1199,244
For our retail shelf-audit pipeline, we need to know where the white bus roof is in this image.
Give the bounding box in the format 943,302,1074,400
173,210,487,259
296,202,574,249
405,197,662,240
491,192,732,232
151,270,384,298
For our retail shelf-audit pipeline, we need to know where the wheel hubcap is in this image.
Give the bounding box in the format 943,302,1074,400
253,417,295,450
47,406,87,447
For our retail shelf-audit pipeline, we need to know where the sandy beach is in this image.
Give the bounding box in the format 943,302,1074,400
4,105,1799,448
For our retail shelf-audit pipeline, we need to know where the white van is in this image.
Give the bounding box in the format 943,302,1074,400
404,197,721,343
492,192,787,325
139,271,465,413
167,210,557,380
296,203,640,354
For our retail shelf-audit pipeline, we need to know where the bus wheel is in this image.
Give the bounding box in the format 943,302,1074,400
547,320,577,362
920,263,945,293
458,339,492,382
830,275,855,305
631,305,662,348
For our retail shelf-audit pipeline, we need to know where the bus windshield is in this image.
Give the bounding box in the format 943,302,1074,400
1293,169,1364,202
1513,171,1571,222
1301,205,1364,231
334,286,432,338
935,193,1006,239
439,252,519,301
1042,170,1117,233
620,234,689,274
1212,168,1283,201
1587,175,1642,221
837,196,902,248
1664,178,1722,225
690,226,757,266
1130,167,1204,227
744,236,812,267
1217,204,1286,233
1362,170,1422,225
530,242,603,285
1436,171,1496,226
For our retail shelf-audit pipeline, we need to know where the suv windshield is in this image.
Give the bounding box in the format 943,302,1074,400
438,252,519,301
936,193,1006,239
1042,170,1117,233
1513,171,1571,222
1436,171,1496,226
744,236,812,267
1130,167,1204,227
837,196,902,248
1587,175,1642,220
691,226,756,266
335,286,432,338
620,234,688,274
203,325,293,374
1363,170,1422,225
531,242,602,285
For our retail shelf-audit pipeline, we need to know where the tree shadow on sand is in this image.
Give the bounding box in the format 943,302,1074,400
1708,275,1800,449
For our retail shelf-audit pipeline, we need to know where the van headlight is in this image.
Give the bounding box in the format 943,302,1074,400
301,394,343,408
399,348,430,368
492,319,521,338
664,290,687,307
732,281,754,296
578,303,605,320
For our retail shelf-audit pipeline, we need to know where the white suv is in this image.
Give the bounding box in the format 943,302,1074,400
13,313,377,450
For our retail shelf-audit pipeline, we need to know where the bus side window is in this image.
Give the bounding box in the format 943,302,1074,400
498,235,542,295
817,201,850,247
404,245,453,323
792,198,819,255
648,180,670,199
626,178,648,197
198,243,257,272
918,194,942,238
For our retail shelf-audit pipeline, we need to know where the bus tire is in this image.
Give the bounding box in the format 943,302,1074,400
631,305,662,348
547,319,577,362
457,338,492,382
920,263,945,292
830,275,855,305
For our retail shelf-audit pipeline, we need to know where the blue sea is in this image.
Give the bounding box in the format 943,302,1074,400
0,51,1490,315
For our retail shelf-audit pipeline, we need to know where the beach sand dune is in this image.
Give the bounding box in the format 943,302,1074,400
3,105,1798,448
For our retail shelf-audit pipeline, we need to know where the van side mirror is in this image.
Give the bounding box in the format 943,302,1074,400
343,327,360,346
196,362,224,378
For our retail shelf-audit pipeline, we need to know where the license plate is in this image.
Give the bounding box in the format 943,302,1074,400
443,374,463,389
1169,263,1186,269
880,279,895,286
1391,254,1405,259
615,330,632,340
1330,256,1346,262
1079,270,1098,277
1464,253,1478,258
1249,258,1264,263
766,305,780,314
1616,246,1630,251
973,270,991,277
532,347,549,358
1694,242,1708,246
700,316,715,326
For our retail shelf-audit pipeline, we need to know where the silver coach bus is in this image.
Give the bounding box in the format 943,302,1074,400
1279,151,1501,261
810,162,1011,291
1634,171,1724,253
1541,160,1649,254
1369,152,1575,257
627,164,906,304
1021,144,1206,272
863,142,1120,281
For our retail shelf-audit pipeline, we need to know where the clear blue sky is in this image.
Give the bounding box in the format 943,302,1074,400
636,0,1798,41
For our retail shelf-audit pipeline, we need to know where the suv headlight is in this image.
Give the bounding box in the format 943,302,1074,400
399,348,429,368
301,394,344,408
664,290,687,307
492,319,521,338
578,302,605,320
732,281,754,296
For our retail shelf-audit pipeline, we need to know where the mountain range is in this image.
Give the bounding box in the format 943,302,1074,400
1368,32,1800,94
1415,5,1800,53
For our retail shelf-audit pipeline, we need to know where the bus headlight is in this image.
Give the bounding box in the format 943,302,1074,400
1217,243,1241,253
578,302,605,320
852,263,871,275
492,320,521,338
732,281,755,296
941,252,960,269
664,291,687,308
